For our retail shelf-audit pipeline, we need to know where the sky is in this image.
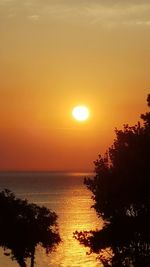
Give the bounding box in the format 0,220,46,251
0,0,150,171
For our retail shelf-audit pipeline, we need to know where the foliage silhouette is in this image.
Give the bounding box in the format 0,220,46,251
0,189,61,267
74,94,150,267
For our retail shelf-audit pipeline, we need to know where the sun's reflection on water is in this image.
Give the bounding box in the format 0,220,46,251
46,187,103,267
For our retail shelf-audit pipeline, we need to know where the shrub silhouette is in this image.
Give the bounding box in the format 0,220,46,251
74,95,150,267
0,189,61,267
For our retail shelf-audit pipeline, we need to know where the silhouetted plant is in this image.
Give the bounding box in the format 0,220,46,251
0,189,61,267
74,94,150,267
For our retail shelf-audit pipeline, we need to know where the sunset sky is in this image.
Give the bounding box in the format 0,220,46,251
0,0,150,171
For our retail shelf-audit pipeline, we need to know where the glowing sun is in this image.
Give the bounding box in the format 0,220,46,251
72,105,89,122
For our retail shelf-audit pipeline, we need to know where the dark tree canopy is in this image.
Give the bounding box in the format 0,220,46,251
74,95,150,267
0,189,61,267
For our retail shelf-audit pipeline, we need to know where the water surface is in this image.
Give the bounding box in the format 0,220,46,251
0,172,102,267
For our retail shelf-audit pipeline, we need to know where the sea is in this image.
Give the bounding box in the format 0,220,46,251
0,172,103,267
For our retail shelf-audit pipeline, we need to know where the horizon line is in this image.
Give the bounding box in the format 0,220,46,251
0,170,94,174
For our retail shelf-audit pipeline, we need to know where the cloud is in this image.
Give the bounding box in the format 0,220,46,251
28,14,39,22
34,1,150,28
1,0,150,28
82,2,150,27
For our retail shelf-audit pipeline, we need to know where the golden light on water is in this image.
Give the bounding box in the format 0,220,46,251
39,187,102,267
72,106,89,122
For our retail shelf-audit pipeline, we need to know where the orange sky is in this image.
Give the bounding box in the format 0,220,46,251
0,0,150,171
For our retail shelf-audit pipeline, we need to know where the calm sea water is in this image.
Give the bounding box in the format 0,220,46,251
0,172,102,267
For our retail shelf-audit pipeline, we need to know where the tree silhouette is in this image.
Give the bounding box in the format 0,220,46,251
74,94,150,267
0,189,61,267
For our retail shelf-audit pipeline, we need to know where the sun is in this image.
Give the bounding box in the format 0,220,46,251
72,105,89,122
